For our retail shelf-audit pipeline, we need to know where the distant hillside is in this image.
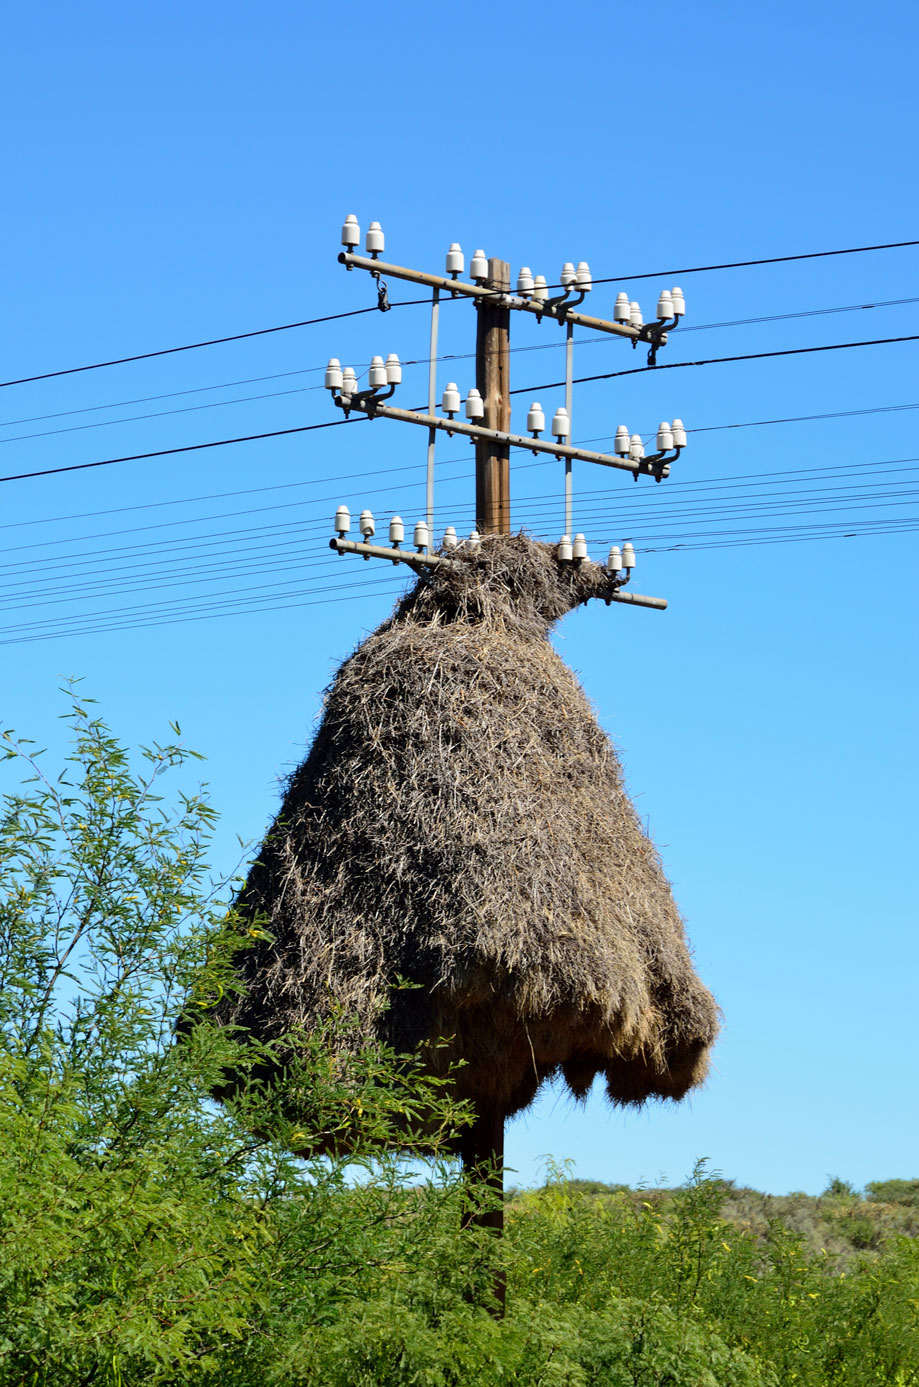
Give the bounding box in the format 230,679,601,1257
509,1173,919,1268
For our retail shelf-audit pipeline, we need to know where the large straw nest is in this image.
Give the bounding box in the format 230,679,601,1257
216,535,718,1152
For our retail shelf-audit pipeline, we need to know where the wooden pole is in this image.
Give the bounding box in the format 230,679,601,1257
459,1099,506,1312
470,263,510,1301
475,259,511,535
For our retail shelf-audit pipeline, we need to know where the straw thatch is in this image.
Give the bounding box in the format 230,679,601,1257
216,535,718,1151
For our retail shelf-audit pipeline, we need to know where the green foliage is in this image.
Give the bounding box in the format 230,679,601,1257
0,692,916,1385
507,1163,919,1386
866,1179,919,1208
0,693,469,1384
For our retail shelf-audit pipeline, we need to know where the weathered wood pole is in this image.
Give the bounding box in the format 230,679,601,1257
459,1099,506,1311
475,258,511,535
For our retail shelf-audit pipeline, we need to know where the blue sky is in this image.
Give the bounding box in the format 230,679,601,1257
2,0,917,1194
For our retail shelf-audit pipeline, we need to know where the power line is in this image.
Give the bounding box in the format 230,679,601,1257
9,469,909,594
2,513,914,648
689,402,919,434
0,450,475,533
0,384,326,446
0,569,397,633
0,365,327,429
0,577,409,646
509,334,919,396
4,402,918,542
2,450,917,578
5,238,917,395
676,296,919,334
6,340,919,492
2,462,914,603
0,299,431,391
515,238,919,293
0,416,367,486
8,293,917,441
641,520,919,555
588,239,919,286
12,478,915,609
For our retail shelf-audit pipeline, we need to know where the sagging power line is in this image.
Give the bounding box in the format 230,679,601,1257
3,235,915,393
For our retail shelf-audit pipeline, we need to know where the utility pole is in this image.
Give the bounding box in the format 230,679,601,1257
320,216,691,1308
328,216,688,586
475,259,511,535
459,1101,506,1310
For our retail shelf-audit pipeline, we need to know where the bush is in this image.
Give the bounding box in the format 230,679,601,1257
0,692,915,1385
866,1179,919,1207
0,693,469,1384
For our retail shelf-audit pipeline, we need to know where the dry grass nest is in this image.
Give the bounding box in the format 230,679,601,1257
215,534,719,1151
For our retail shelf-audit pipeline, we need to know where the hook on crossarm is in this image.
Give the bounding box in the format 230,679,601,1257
371,270,391,312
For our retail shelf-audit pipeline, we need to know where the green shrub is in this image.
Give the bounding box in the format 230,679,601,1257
0,693,915,1386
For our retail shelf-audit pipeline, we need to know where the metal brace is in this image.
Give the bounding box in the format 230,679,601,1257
645,326,665,366
371,270,390,312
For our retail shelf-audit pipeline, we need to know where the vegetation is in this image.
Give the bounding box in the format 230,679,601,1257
0,693,915,1385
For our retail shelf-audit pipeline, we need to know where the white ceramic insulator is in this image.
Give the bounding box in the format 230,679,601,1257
614,425,630,455
527,402,545,434
470,249,488,282
385,353,402,385
572,533,587,560
442,382,461,415
517,266,534,295
629,434,645,460
657,289,674,320
446,242,464,276
629,301,643,328
359,509,375,537
324,358,343,391
467,529,481,550
576,261,592,291
614,292,631,323
442,526,458,550
414,521,430,550
465,388,484,420
622,542,636,569
560,262,577,287
656,422,674,452
335,505,351,534
369,355,387,388
341,367,358,395
671,286,686,317
671,419,687,448
532,275,548,303
389,516,404,544
366,220,384,254
552,406,570,439
341,214,360,248
607,545,622,572
557,535,573,562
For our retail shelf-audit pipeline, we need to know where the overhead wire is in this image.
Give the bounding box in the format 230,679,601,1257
509,334,919,396
0,365,329,429
2,450,917,578
0,383,327,445
12,471,915,607
0,298,433,390
1,237,915,644
6,294,918,440
2,461,916,621
483,238,919,295
0,579,412,647
2,511,914,648
0,416,368,486
4,329,918,490
3,401,918,543
4,236,917,393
